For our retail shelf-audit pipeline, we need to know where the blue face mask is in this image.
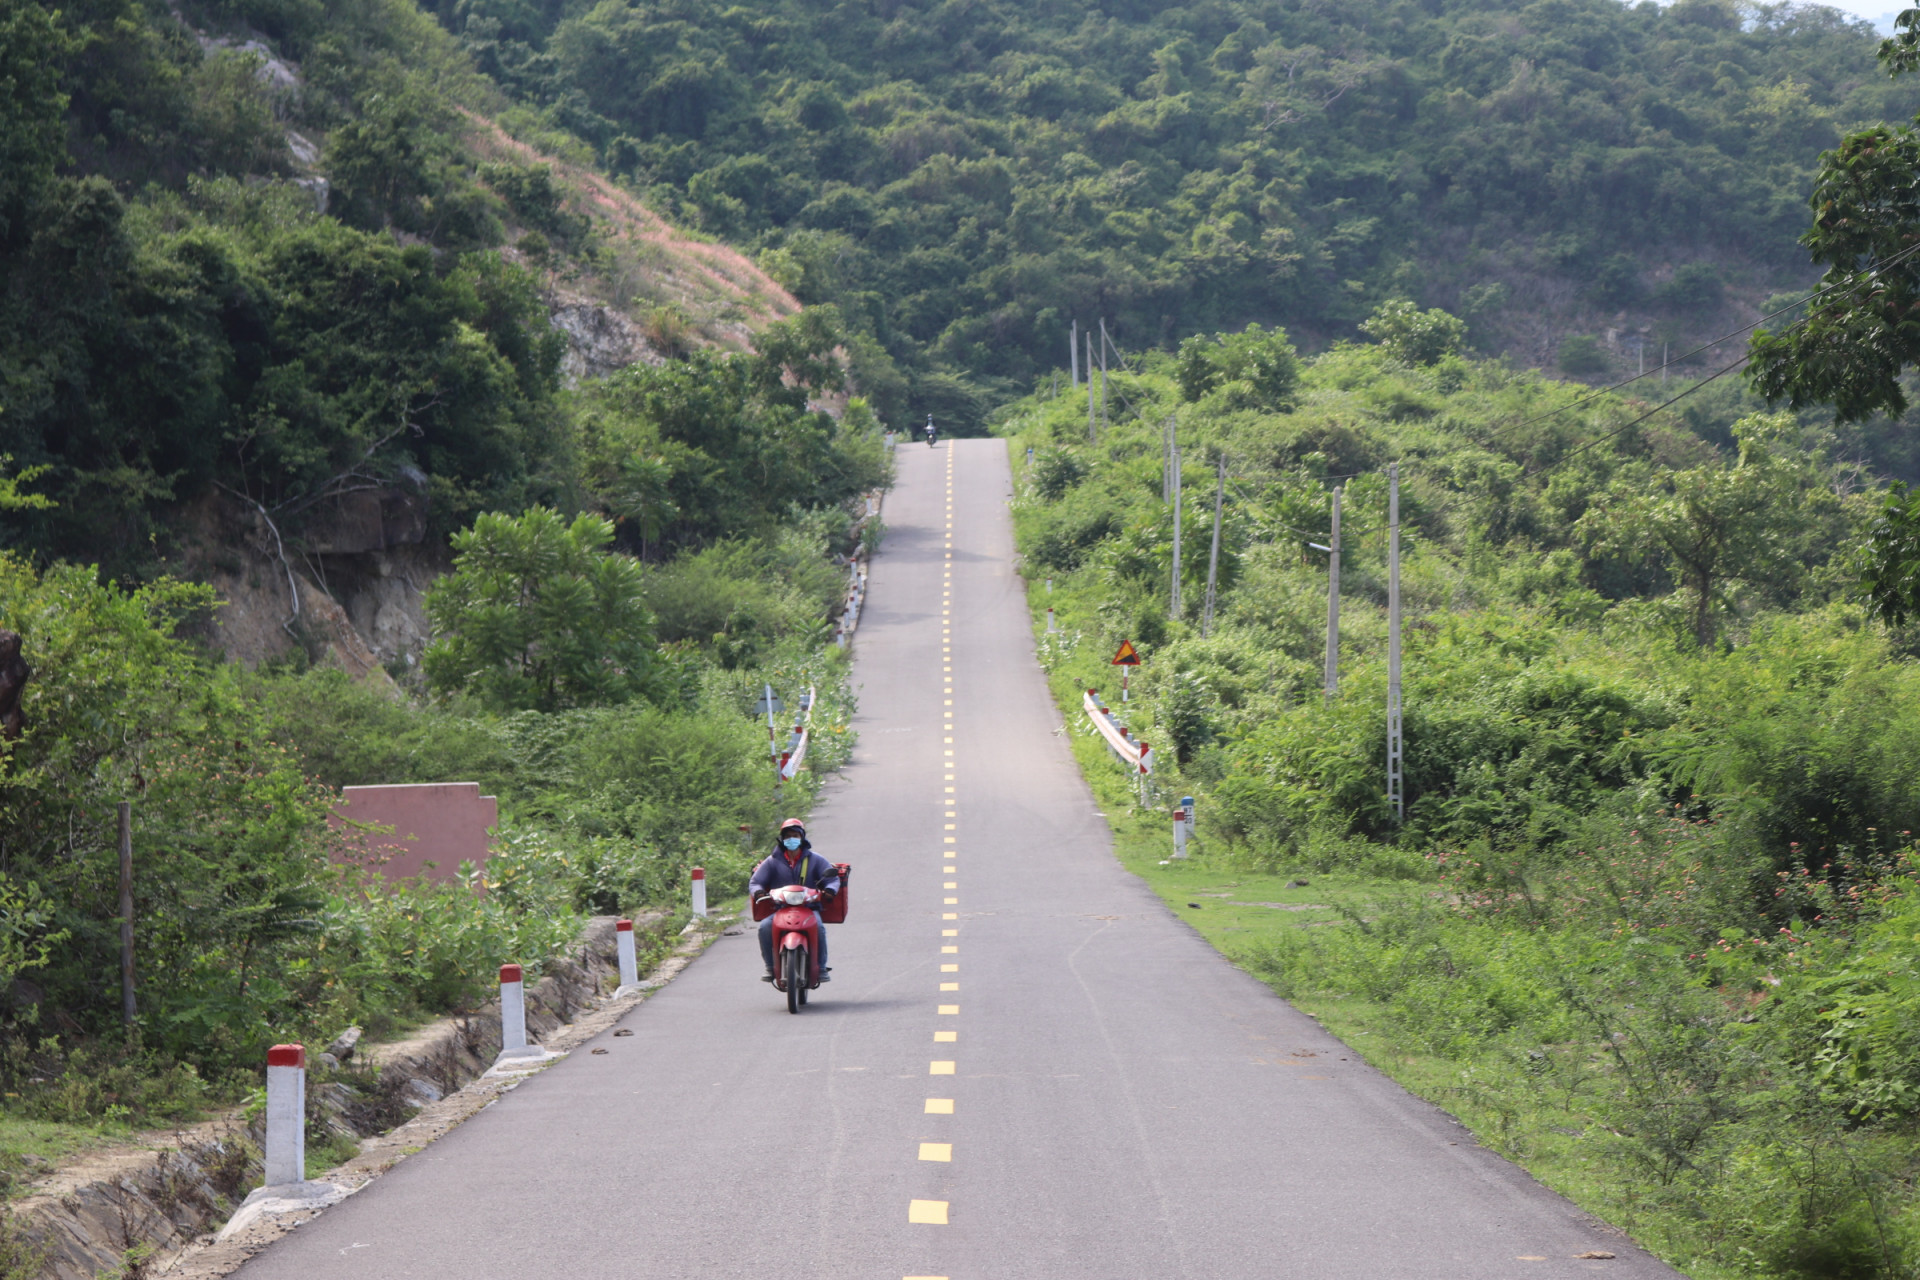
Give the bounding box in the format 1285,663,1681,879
782,836,803,850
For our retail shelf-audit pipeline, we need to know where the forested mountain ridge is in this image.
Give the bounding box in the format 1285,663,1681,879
0,0,809,594
388,0,1920,418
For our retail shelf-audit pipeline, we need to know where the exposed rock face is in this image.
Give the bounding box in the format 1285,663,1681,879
301,486,428,556
332,544,440,670
183,493,436,684
550,301,665,386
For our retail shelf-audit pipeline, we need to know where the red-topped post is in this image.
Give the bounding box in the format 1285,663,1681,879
496,963,536,1062
691,866,708,920
615,919,639,991
264,1044,306,1187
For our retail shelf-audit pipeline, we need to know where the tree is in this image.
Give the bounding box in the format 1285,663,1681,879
1360,301,1468,366
1578,416,1809,648
0,0,75,237
1748,17,1920,421
1859,481,1920,626
1174,324,1300,408
424,508,658,711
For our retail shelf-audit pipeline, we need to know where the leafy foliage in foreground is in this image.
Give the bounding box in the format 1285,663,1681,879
425,509,659,711
0,519,863,1119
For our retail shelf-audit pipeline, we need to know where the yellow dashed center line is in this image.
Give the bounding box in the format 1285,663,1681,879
918,462,961,1268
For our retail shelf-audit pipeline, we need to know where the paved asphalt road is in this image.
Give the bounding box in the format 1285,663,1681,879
235,439,1683,1279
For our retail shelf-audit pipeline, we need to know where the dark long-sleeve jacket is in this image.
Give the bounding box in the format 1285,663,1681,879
748,848,842,900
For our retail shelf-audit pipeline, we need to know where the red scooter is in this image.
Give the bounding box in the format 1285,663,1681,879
752,866,850,1014
759,885,823,1013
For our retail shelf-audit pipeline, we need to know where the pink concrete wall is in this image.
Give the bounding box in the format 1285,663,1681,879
332,783,497,884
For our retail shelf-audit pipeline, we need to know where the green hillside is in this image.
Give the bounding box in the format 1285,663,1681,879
391,0,1917,417
0,0,809,574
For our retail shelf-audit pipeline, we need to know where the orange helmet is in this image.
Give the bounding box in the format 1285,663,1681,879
779,817,806,835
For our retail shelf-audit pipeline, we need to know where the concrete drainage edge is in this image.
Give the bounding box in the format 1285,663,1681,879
15,911,731,1280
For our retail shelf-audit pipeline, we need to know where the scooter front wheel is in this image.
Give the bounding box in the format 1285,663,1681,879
784,949,804,1014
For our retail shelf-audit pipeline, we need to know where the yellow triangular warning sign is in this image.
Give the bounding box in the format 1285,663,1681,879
1111,640,1141,666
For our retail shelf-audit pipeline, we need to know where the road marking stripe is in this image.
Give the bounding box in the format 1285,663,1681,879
941,963,958,971
940,981,959,990
925,1098,954,1113
930,1061,955,1074
942,945,958,952
908,1200,949,1224
919,1143,953,1162
935,1030,956,1041
938,1003,959,1013
943,899,958,907
943,912,957,920
942,929,957,936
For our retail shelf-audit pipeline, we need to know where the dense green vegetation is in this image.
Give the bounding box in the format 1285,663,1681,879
1002,316,1920,1275
0,359,883,1132
0,0,891,1152
390,0,1920,420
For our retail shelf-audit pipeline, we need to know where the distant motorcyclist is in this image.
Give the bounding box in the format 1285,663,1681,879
748,819,841,982
925,414,937,447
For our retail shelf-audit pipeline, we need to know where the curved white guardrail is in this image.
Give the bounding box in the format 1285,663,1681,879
778,684,817,781
1082,688,1153,779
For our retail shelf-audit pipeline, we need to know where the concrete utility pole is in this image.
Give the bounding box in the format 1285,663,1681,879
1169,427,1183,620
1070,320,1079,387
1086,333,1097,442
1098,318,1109,434
1202,454,1225,638
1324,485,1341,700
1386,465,1403,824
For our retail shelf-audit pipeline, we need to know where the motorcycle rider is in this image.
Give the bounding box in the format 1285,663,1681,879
749,818,841,982
925,413,937,447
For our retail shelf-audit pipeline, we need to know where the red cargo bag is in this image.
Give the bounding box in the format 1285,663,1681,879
820,863,851,923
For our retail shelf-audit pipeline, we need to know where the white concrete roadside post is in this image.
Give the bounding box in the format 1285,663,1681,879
615,919,639,993
1046,606,1058,633
1182,796,1197,844
498,963,534,1060
264,1043,306,1187
691,866,708,919
1172,806,1189,860
213,1043,347,1240
491,962,555,1069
